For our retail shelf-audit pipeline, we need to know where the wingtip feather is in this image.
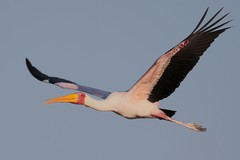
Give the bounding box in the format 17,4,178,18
25,58,49,82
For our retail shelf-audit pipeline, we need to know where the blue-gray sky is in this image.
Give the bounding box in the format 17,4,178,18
1,0,239,160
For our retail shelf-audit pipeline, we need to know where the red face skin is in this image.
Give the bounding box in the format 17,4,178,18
71,92,86,105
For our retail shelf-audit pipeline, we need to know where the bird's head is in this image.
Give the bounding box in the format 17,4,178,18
45,92,86,105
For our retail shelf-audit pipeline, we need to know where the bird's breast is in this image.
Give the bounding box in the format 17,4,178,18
106,92,158,119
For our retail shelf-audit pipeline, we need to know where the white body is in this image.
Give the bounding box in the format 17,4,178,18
86,92,160,119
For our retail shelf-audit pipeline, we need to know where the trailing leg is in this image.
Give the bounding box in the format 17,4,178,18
165,116,207,132
151,112,206,132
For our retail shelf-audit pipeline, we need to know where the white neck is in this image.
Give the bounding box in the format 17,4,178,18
84,94,111,112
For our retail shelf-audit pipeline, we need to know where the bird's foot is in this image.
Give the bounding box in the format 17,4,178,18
185,123,207,132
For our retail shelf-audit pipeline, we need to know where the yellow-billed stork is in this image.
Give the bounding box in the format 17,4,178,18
26,8,231,132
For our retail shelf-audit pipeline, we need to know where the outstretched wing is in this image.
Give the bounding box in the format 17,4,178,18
128,8,231,103
26,58,111,99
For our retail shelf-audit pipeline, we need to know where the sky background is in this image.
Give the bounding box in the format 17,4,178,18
0,0,239,160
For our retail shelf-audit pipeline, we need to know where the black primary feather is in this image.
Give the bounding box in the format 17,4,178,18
26,58,111,99
26,58,75,84
148,8,231,103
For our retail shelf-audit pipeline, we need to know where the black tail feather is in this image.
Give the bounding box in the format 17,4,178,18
160,109,176,118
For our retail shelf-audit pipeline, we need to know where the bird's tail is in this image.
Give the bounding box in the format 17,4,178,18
160,108,176,118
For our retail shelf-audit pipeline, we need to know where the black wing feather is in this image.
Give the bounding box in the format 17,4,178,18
26,58,111,99
148,8,231,102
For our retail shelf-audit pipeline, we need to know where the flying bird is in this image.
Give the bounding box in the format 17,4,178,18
26,8,231,132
